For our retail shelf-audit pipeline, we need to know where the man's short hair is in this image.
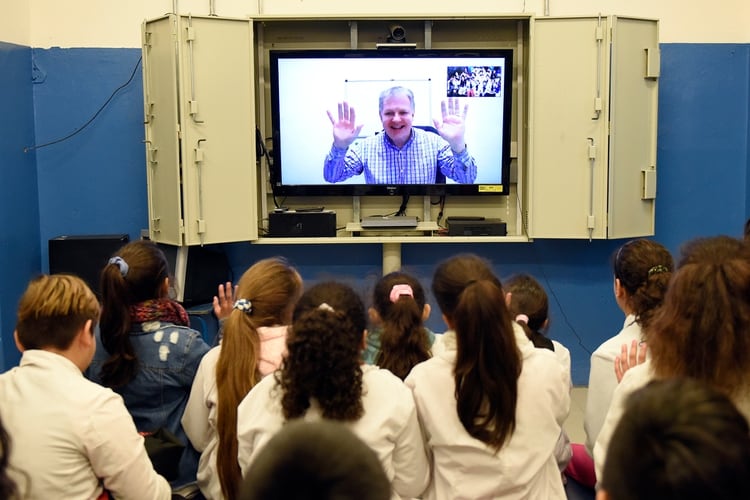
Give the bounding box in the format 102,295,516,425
600,378,750,500
15,274,100,351
378,86,415,114
239,420,391,500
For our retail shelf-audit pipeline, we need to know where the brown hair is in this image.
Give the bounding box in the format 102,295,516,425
372,271,431,380
648,236,750,398
279,282,367,422
98,240,169,388
505,273,553,351
431,254,521,450
215,257,302,500
15,274,99,351
613,239,674,330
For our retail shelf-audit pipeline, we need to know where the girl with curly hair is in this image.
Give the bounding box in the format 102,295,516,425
236,281,429,500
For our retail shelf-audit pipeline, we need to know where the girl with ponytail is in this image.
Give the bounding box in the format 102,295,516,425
584,239,673,457
182,257,303,500
87,240,211,487
236,281,429,500
405,254,570,499
366,271,433,380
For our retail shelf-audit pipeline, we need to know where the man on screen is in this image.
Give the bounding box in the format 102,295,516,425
323,86,477,184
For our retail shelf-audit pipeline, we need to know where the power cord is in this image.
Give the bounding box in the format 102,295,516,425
24,56,142,153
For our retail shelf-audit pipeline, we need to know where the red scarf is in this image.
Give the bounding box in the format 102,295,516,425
129,298,189,327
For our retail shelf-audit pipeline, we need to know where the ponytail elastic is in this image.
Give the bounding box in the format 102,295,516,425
108,256,129,277
389,284,414,303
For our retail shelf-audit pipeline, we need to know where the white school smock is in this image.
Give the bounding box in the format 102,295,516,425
181,325,288,500
236,364,429,500
593,359,750,481
584,314,642,453
0,350,171,500
405,326,570,500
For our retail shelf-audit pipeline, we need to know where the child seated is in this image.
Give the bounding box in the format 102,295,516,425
0,274,170,499
364,271,434,379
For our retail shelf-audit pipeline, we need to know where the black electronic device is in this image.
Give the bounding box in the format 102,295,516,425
447,218,507,236
268,211,337,237
49,234,129,296
157,243,232,307
268,48,513,198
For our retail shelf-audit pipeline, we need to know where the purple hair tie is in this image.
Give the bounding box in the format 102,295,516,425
108,256,129,277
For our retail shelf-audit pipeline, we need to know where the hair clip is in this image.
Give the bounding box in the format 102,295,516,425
389,284,414,303
108,256,129,277
318,303,335,312
648,265,669,276
233,299,253,314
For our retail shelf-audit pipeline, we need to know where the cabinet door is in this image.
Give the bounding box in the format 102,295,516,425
529,16,611,239
143,16,183,245
607,17,658,238
529,16,658,239
176,16,258,245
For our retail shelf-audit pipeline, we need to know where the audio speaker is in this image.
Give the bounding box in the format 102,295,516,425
48,234,129,297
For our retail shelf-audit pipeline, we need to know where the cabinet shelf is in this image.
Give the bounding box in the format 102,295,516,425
253,235,530,244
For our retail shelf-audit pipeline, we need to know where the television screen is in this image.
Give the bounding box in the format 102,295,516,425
269,49,513,197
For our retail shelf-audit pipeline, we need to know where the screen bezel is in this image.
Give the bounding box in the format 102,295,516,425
268,48,513,197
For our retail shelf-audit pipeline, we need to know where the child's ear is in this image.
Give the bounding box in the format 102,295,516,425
421,304,431,322
368,307,381,324
13,330,25,353
542,318,550,331
160,276,170,298
504,291,512,308
78,319,95,349
360,330,368,351
614,278,625,299
442,313,454,330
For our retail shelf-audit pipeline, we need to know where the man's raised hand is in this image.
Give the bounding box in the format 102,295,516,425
327,101,365,150
433,98,469,153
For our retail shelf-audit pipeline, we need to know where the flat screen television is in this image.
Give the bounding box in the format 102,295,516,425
268,48,513,197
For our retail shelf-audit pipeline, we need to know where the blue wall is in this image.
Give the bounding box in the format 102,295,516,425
0,42,40,369
32,48,147,266
0,43,748,383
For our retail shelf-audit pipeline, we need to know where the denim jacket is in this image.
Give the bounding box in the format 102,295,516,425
87,321,211,486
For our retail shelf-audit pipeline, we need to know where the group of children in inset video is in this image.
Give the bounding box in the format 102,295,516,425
2,233,750,500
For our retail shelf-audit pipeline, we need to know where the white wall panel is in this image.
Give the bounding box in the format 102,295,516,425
22,0,750,48
1,0,30,45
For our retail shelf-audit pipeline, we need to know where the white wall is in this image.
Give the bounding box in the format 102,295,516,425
23,0,750,48
1,0,30,45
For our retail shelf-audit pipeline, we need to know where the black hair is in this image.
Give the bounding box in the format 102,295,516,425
279,282,367,421
431,254,521,450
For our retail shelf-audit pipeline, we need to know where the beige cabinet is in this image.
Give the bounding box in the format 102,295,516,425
142,14,257,245
528,16,659,239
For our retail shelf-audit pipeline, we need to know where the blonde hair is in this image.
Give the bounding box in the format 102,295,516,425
15,274,99,351
215,257,303,499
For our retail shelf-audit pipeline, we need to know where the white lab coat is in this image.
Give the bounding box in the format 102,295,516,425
405,325,570,500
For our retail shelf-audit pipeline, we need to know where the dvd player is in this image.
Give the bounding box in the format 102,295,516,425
360,216,419,228
447,217,507,236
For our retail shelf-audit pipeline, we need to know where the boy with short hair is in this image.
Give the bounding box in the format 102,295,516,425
0,274,171,499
